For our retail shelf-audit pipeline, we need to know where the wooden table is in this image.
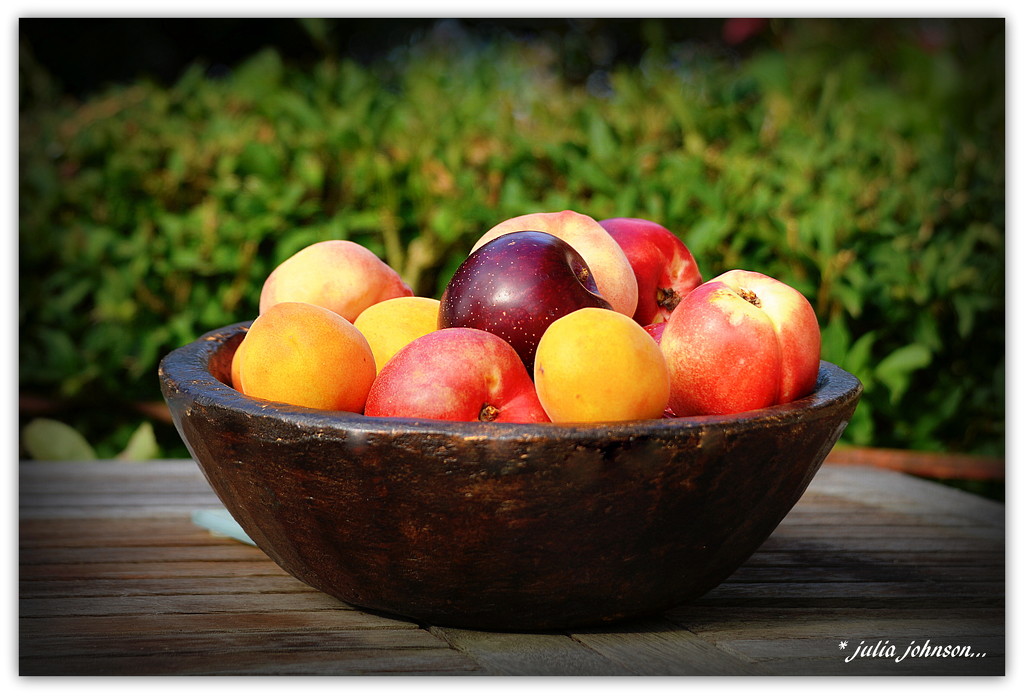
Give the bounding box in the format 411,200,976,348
20,457,1005,676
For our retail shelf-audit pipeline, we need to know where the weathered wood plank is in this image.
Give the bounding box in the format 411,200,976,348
21,625,451,659
666,605,1005,626
18,560,284,580
689,593,1001,609
20,460,221,518
19,503,224,519
20,609,418,636
778,509,988,527
702,581,1004,601
756,534,1003,553
769,520,1005,541
19,543,269,565
20,476,212,495
430,627,621,676
20,518,234,547
20,647,482,676
806,465,1004,527
19,574,317,598
21,459,203,478
742,549,1004,567
670,607,1005,637
21,492,224,509
570,618,769,675
720,562,1003,584
19,591,364,617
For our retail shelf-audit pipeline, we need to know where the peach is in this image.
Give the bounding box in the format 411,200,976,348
232,302,376,412
471,210,639,317
364,328,549,423
259,240,412,322
533,307,670,422
353,296,441,373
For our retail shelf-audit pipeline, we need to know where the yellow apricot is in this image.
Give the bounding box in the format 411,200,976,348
233,302,376,412
353,296,441,373
533,307,670,422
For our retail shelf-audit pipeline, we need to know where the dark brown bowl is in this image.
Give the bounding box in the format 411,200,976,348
159,321,862,631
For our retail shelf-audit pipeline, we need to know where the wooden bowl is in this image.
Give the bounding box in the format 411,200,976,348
159,321,862,631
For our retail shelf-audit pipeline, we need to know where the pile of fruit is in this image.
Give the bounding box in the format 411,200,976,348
230,210,821,423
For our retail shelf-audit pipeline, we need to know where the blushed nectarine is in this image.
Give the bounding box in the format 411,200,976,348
599,217,702,325
364,327,549,423
711,269,821,404
660,270,820,416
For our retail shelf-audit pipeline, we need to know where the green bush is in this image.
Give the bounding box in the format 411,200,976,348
19,20,1004,458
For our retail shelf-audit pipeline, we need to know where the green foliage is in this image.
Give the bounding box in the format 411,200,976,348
19,20,1004,458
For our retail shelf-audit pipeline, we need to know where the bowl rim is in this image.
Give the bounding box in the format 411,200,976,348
159,321,863,441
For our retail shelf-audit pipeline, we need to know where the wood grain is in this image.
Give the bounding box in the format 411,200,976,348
19,458,1005,676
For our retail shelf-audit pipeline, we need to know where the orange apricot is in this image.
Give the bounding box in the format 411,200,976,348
232,302,376,412
533,307,670,422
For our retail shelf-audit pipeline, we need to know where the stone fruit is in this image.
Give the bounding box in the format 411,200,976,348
712,269,821,404
439,230,612,372
533,307,670,423
353,296,441,373
259,240,412,322
230,332,248,391
364,328,550,423
231,301,376,412
660,270,821,416
471,210,638,317
643,322,667,344
599,217,702,325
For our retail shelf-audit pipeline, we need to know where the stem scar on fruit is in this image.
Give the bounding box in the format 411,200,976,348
738,287,762,308
656,287,681,312
479,404,500,421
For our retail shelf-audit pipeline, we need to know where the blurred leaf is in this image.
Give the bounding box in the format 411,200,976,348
22,419,97,461
844,330,877,388
875,343,933,404
819,314,851,366
587,112,616,161
238,142,281,179
687,214,732,258
116,422,161,461
231,48,284,98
